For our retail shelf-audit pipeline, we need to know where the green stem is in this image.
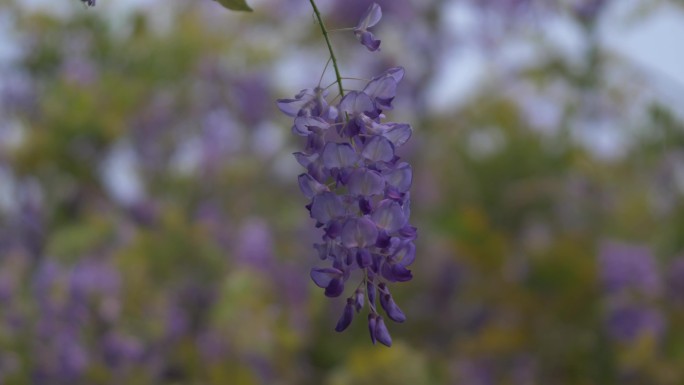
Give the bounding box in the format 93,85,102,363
308,0,344,98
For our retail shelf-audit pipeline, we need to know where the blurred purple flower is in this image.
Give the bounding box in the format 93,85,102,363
197,331,228,362
69,259,120,301
606,304,665,343
666,256,684,305
33,260,62,305
165,304,191,338
201,108,242,174
456,358,494,385
232,74,272,125
573,0,610,22
0,274,12,304
236,218,274,268
102,332,144,369
62,57,97,86
16,187,45,259
127,199,159,227
598,242,662,298
1,73,37,114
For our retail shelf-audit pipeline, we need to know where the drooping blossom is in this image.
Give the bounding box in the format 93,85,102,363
279,65,415,346
598,241,666,344
598,241,661,298
354,3,382,52
605,303,665,343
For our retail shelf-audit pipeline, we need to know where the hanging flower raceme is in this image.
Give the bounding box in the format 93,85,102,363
278,4,415,344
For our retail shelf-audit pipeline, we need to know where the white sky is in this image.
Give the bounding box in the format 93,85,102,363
429,0,684,113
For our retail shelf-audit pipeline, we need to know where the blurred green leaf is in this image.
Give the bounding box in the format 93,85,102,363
214,0,253,12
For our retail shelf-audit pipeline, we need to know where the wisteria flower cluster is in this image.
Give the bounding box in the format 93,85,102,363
278,3,415,347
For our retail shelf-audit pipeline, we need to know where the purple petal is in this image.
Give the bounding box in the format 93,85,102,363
324,218,344,239
371,200,406,232
305,132,326,153
298,173,328,199
293,151,315,168
380,293,406,323
310,192,345,223
348,168,385,196
339,91,375,116
373,67,405,84
361,136,394,163
363,76,397,109
276,89,315,117
392,264,413,282
356,31,381,52
325,278,345,297
293,152,327,181
277,98,304,117
356,248,372,268
367,281,376,308
374,316,392,347
368,314,377,345
398,225,417,241
335,299,355,332
384,162,412,192
401,192,411,218
383,124,412,147
293,116,329,136
322,142,358,169
310,267,343,288
381,262,413,282
356,2,382,30
375,230,391,248
381,262,394,281
353,289,365,312
359,197,372,215
392,242,416,266
313,243,329,260
341,217,379,248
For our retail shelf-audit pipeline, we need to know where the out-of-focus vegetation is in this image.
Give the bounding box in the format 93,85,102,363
1,0,684,384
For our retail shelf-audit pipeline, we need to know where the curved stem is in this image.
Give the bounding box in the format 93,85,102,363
308,0,344,98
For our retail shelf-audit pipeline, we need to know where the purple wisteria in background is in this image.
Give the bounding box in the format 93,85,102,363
598,242,665,343
278,3,415,346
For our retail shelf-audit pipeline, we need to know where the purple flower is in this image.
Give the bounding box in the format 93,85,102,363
373,315,392,347
367,313,378,344
335,298,355,332
598,241,661,298
666,256,684,304
605,304,665,343
354,3,382,51
280,69,416,344
378,283,406,323
102,332,144,369
236,218,274,268
310,267,347,298
279,6,413,345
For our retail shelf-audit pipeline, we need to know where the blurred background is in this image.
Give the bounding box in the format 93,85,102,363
1,0,684,384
